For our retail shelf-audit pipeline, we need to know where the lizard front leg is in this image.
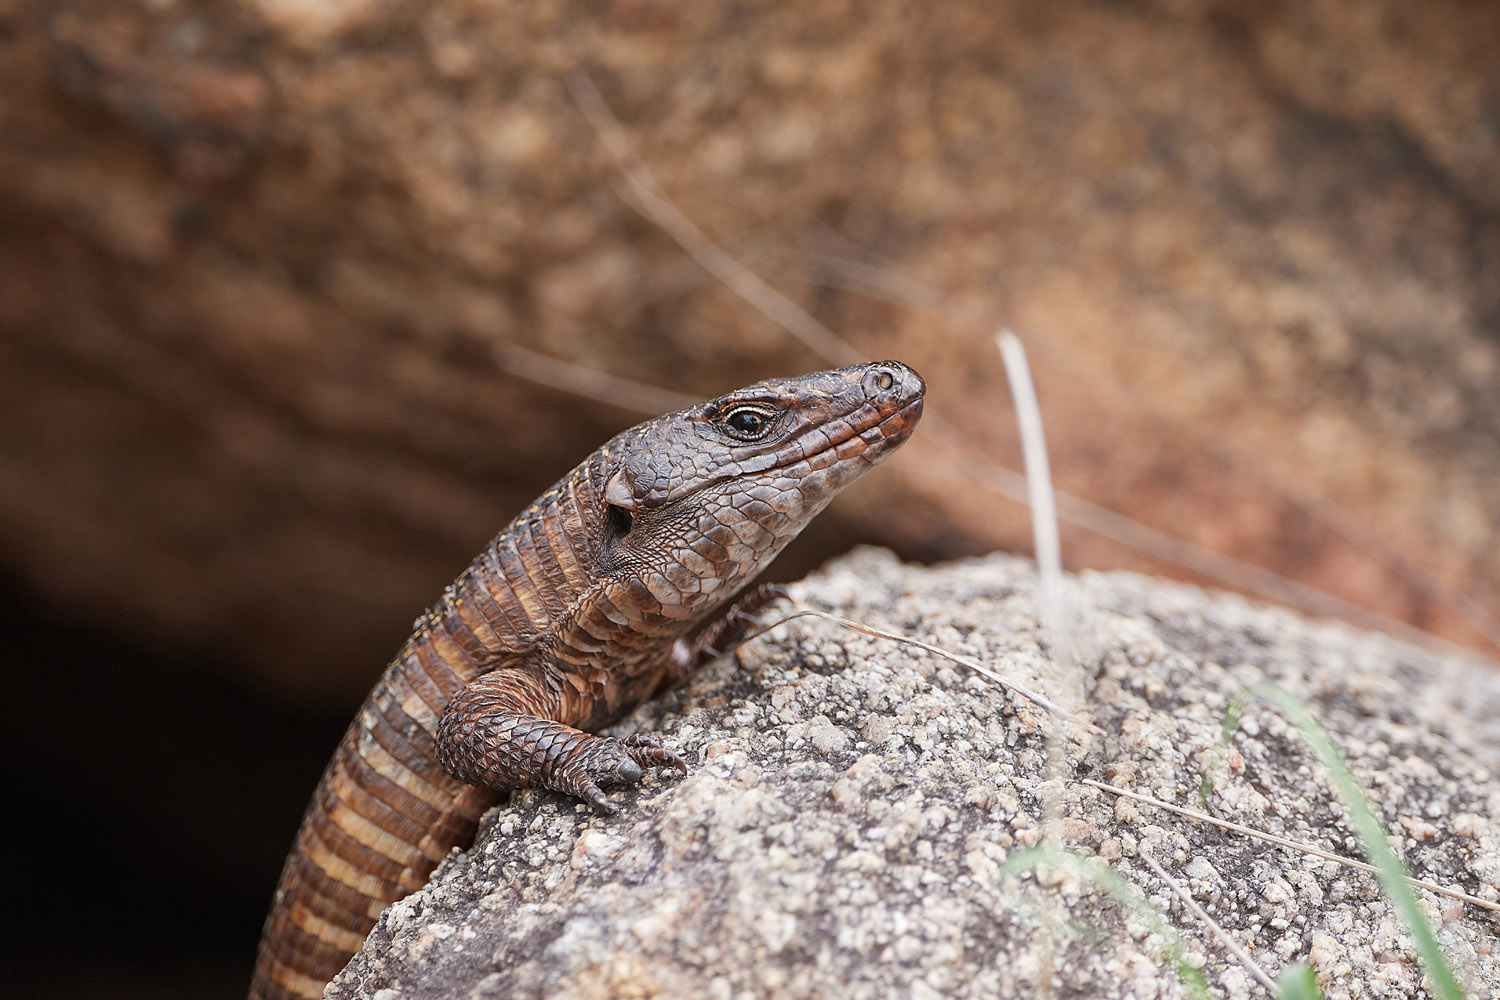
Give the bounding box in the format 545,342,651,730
434,667,686,814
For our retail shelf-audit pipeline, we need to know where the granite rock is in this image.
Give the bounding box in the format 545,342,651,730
330,549,1500,1000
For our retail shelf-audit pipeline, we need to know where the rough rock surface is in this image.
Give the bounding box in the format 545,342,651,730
329,550,1500,1000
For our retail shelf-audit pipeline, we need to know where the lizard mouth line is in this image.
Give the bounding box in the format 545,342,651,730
769,395,924,474
878,396,924,438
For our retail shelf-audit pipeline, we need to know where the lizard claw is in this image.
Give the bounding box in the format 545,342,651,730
554,734,687,813
579,781,616,815
621,733,689,773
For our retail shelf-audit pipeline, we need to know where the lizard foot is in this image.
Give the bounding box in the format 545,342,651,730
553,733,687,814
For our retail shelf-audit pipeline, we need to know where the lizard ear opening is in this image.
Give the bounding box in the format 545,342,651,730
606,502,633,540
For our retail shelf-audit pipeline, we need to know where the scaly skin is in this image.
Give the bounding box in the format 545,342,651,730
250,361,925,999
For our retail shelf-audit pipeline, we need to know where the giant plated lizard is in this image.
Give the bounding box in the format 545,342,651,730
250,361,925,998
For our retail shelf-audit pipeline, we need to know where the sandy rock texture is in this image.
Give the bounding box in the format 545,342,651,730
329,550,1500,1000
3,0,1499,703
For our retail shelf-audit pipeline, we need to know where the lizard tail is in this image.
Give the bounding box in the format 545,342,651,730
249,704,494,998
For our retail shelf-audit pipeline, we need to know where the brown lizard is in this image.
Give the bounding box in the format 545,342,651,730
250,361,925,999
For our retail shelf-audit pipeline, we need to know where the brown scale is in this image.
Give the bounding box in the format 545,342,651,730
250,362,925,1000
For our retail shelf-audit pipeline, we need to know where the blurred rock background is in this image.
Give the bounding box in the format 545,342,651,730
1,0,1496,996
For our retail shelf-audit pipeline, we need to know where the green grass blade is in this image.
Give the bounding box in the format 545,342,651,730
1276,961,1323,1000
1244,683,1464,1000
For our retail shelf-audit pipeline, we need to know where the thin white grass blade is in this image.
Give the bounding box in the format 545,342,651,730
996,330,1064,593
995,329,1085,722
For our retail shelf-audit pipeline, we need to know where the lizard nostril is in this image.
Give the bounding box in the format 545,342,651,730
865,366,899,397
870,362,925,402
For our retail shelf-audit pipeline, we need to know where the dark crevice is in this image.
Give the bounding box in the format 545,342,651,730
0,566,348,999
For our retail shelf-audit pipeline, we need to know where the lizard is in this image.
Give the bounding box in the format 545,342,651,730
249,360,925,999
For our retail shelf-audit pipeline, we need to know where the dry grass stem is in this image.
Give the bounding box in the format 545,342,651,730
1083,779,1499,914
1138,850,1280,993
567,72,860,366
739,608,1098,732
494,345,699,415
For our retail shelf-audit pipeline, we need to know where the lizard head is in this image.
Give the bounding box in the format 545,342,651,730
599,361,924,583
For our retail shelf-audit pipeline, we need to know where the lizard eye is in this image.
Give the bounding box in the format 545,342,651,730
723,405,775,441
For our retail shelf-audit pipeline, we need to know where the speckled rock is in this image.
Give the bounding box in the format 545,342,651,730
328,549,1500,1000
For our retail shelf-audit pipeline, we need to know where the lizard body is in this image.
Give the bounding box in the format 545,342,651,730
250,361,924,999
